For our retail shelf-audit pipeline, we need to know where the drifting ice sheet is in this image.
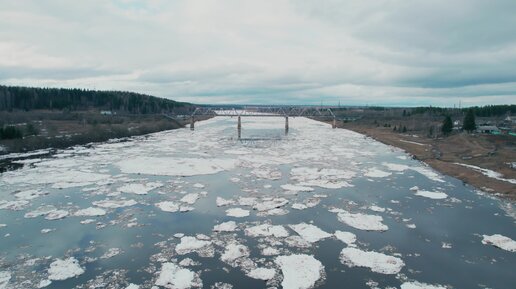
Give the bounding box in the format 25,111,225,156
275,254,324,289
47,257,85,280
481,234,516,252
117,156,236,176
339,247,404,274
337,211,388,231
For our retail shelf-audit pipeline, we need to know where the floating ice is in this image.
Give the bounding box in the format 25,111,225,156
45,210,69,220
369,205,386,213
246,268,276,280
213,221,237,232
253,198,289,211
180,193,200,205
93,199,138,208
155,201,180,213
74,207,106,217
280,184,314,193
220,242,250,263
289,223,331,243
337,211,388,231
0,200,29,211
251,167,282,180
117,182,163,195
118,156,236,176
216,197,235,207
125,284,140,289
225,208,250,218
382,162,409,172
290,167,355,189
262,247,280,256
47,257,85,280
364,168,392,178
410,166,445,183
339,247,404,274
400,281,447,289
176,236,212,255
334,231,357,246
14,189,47,200
193,183,205,188
155,262,202,289
481,234,516,252
101,248,122,259
415,190,448,200
3,170,111,189
0,271,10,289
245,224,289,238
275,254,324,289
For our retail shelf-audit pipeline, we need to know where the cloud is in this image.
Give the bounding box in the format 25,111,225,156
0,0,515,106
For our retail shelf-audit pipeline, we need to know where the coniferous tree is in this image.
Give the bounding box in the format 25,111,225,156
462,109,476,132
441,115,453,135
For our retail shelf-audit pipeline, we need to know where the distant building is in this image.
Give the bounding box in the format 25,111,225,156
505,115,516,124
476,125,500,134
100,110,114,115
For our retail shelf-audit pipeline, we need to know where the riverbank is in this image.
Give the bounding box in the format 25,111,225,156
325,120,516,200
0,111,213,172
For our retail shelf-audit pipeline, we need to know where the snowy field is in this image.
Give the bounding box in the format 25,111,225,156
0,116,515,289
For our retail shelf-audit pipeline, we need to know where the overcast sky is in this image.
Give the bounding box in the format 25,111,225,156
1,0,515,106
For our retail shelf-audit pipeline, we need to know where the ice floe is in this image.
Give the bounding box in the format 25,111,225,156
220,242,250,263
225,208,250,217
74,207,106,217
246,267,276,280
481,234,516,252
245,224,289,238
253,198,289,211
156,201,180,213
289,223,331,243
275,254,324,289
364,168,392,178
118,156,236,176
47,257,85,280
180,193,200,205
93,199,138,208
117,182,163,195
334,231,357,246
176,236,212,255
400,281,447,289
336,211,388,231
213,221,237,232
281,184,314,193
155,262,202,289
414,190,448,200
0,271,10,289
339,248,404,274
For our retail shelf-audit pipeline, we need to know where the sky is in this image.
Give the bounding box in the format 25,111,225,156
1,0,515,106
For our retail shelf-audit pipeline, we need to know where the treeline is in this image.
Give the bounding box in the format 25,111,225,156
411,104,516,117
0,85,190,114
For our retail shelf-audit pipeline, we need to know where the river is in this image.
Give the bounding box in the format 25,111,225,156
0,116,515,289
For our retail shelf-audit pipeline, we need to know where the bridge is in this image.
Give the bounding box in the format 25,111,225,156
166,106,337,139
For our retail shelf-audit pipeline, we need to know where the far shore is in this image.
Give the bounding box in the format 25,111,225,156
317,119,515,200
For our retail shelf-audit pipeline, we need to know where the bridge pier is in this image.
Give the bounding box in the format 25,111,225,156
285,117,289,135
332,117,337,129
237,116,242,139
190,116,195,130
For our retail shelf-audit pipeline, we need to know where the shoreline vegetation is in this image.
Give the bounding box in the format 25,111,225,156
0,85,196,167
316,113,515,200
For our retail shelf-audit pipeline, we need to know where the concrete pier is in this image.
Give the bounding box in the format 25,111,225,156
237,116,242,139
285,116,289,135
190,116,195,130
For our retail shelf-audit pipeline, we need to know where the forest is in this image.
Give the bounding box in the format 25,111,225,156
0,85,190,114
